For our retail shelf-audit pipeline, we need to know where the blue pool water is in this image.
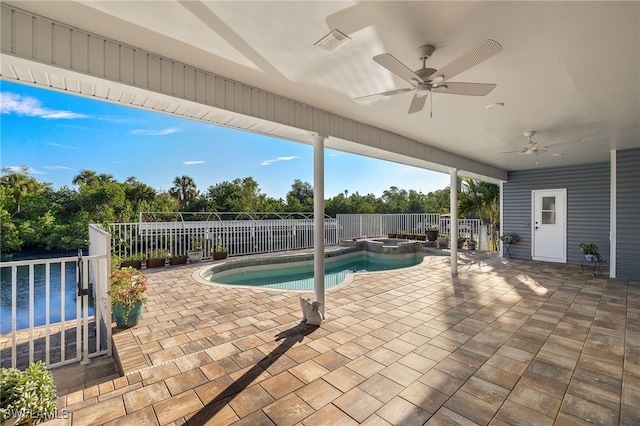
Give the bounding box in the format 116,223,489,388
211,254,422,290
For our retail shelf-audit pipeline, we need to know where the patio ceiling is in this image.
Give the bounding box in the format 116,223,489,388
4,1,639,177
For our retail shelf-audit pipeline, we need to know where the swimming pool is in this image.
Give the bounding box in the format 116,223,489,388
200,250,423,291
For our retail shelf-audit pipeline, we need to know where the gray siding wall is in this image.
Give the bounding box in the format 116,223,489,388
616,148,640,280
503,163,610,265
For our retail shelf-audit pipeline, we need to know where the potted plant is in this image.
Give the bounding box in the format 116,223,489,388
416,233,427,241
457,236,466,249
397,230,407,239
121,253,145,269
109,266,148,328
212,239,228,260
0,361,57,425
500,234,518,244
388,232,397,238
168,253,188,265
437,233,450,248
465,238,476,250
146,249,169,268
579,242,599,262
426,225,439,242
500,234,518,258
187,238,205,263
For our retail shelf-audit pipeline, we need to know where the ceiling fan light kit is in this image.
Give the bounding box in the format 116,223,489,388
356,39,503,115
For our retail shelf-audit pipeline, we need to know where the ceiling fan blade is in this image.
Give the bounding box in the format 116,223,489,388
354,87,414,100
539,140,578,150
373,53,423,85
428,39,502,83
432,82,497,96
408,92,428,114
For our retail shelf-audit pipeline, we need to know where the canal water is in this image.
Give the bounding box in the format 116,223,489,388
0,251,94,333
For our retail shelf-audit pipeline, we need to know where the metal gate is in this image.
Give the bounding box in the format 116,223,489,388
0,225,111,370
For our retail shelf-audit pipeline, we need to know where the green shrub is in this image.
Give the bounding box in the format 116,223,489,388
0,361,57,424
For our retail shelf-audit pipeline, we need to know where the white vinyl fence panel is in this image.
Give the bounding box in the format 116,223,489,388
337,214,440,239
109,218,339,260
337,214,481,244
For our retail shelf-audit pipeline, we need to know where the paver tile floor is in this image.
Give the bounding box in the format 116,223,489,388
43,250,640,425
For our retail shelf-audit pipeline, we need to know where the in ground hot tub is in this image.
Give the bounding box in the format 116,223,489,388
369,238,423,254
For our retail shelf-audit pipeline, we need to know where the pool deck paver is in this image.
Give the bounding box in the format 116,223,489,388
41,249,640,425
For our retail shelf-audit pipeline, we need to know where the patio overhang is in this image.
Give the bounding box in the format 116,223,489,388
0,4,507,184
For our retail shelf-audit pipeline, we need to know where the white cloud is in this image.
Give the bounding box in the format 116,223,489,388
44,165,70,170
4,166,45,175
183,160,205,165
261,156,300,166
46,142,77,149
131,127,180,136
0,92,87,119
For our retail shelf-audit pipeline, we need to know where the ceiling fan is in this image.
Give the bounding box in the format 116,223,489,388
499,131,556,165
355,39,503,115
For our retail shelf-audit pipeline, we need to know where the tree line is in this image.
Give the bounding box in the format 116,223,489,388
1,167,497,254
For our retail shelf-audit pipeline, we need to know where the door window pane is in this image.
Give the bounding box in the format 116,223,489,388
541,196,556,224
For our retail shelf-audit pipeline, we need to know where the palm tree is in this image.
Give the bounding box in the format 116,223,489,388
72,169,98,186
170,175,198,208
458,178,500,250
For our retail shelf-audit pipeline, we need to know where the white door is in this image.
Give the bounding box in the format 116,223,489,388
532,189,566,263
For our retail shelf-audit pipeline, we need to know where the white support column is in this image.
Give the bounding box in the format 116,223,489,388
313,134,326,318
450,169,458,276
610,150,616,278
499,181,504,257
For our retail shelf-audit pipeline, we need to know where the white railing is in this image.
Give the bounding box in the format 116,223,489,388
337,214,441,239
337,214,481,244
109,218,339,259
0,233,110,370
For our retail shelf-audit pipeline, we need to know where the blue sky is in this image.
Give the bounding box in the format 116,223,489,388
0,79,449,199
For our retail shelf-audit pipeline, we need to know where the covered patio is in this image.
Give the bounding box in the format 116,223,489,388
48,252,639,425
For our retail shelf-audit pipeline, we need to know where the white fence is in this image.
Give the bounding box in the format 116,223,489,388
0,225,110,370
109,218,339,259
337,214,481,243
336,214,439,239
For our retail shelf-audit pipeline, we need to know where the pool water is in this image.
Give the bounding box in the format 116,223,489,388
211,254,422,290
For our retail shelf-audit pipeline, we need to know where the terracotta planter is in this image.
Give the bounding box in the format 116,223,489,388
146,257,166,268
388,233,397,238
213,251,228,260
113,301,143,329
169,255,188,265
